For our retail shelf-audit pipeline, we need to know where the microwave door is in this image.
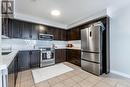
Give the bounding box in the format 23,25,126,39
88,26,102,52
81,28,89,51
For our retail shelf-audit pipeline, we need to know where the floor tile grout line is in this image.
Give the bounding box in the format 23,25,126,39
113,82,118,87
15,62,130,87
91,79,103,87
30,70,37,87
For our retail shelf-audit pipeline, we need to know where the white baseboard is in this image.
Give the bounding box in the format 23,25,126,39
110,70,130,78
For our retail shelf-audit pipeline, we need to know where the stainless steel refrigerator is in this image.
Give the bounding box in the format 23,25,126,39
81,24,104,75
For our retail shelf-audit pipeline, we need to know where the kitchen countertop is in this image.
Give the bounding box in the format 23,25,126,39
1,49,41,67
66,47,81,50
2,50,19,67
1,47,81,67
55,47,81,50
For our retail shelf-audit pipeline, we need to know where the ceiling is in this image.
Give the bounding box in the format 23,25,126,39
15,0,129,28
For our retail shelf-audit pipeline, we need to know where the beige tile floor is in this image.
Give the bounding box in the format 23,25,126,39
16,62,130,87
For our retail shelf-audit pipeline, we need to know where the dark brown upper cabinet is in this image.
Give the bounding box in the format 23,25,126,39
2,18,67,40
30,24,39,40
54,28,66,41
8,19,13,37
2,18,12,37
2,18,7,36
38,25,48,34
67,27,81,40
59,29,66,41
53,28,59,40
45,26,66,41
12,20,22,38
46,27,54,35
21,22,32,39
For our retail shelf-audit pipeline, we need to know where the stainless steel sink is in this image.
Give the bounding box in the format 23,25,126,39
2,52,11,55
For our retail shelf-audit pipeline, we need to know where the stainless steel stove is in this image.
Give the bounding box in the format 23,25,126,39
35,34,55,67
40,47,55,67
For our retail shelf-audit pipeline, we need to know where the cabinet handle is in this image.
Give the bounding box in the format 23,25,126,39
90,31,92,37
29,51,32,55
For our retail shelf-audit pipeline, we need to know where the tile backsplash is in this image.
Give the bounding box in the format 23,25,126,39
1,39,36,50
67,40,81,48
1,39,81,50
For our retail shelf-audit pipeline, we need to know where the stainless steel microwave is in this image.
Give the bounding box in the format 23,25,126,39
39,34,53,40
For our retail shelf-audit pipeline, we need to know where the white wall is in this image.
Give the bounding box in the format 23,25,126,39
1,39,67,50
108,4,130,77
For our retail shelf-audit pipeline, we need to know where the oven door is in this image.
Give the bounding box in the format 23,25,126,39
41,51,54,60
40,49,55,67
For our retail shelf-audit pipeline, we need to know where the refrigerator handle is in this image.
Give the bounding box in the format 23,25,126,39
90,31,92,37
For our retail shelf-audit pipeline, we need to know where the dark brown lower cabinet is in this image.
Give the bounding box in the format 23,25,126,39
8,60,15,87
18,50,40,71
66,49,81,66
55,49,66,64
18,51,30,71
8,53,18,87
30,50,40,68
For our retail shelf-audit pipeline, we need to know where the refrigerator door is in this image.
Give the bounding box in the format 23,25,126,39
88,26,102,52
81,52,100,63
81,28,89,51
81,60,101,75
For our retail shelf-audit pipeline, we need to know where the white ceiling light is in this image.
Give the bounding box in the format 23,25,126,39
51,10,61,16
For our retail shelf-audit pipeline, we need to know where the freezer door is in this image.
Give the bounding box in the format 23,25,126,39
81,52,100,63
88,26,102,52
81,28,89,51
81,60,101,75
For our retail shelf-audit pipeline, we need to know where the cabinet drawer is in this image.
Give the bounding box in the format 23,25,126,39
81,52,100,63
81,60,101,75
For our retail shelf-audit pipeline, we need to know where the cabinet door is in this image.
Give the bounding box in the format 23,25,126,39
2,18,8,36
67,28,81,40
30,50,40,68
62,49,66,61
8,59,15,87
66,29,71,40
22,22,32,39
53,28,59,40
12,20,22,38
55,49,60,63
18,51,30,71
8,19,13,38
46,27,53,35
67,49,81,66
14,55,18,86
38,25,48,34
8,53,18,87
55,49,66,63
31,24,38,40
73,28,80,40
62,30,67,41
